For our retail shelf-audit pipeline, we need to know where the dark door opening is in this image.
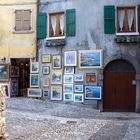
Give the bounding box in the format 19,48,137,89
103,59,136,112
10,58,30,97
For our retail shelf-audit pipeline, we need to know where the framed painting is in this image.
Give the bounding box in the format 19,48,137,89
30,62,39,73
74,74,84,82
86,73,96,83
63,93,73,101
64,67,74,75
41,54,51,63
63,84,73,93
74,85,83,93
64,51,77,66
42,66,50,75
52,55,61,69
11,79,18,96
42,89,49,98
64,75,73,84
74,94,84,103
0,64,9,81
78,49,103,69
51,86,62,100
85,86,102,100
10,66,19,77
30,74,39,87
42,77,49,87
28,88,42,98
51,70,62,84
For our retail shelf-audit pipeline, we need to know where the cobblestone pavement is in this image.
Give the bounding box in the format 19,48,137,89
5,98,140,140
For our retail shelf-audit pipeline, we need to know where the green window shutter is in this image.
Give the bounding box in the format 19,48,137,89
104,5,115,34
37,13,47,39
138,5,140,33
66,9,76,36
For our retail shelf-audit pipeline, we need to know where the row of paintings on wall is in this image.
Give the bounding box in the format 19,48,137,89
41,49,103,69
28,85,102,101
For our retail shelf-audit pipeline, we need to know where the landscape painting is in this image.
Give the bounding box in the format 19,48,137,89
85,86,102,100
78,50,103,69
51,86,62,100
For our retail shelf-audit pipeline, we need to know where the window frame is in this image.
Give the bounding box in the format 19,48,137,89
13,9,33,33
47,11,66,40
116,6,139,36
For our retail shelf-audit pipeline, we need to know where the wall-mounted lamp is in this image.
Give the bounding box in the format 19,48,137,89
1,56,6,63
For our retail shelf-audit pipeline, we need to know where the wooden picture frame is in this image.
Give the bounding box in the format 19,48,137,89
42,77,49,87
42,66,50,75
74,94,84,103
78,49,103,69
51,86,62,100
64,51,77,66
41,54,51,63
28,88,42,97
10,66,19,77
85,86,102,100
52,55,61,69
51,70,62,85
30,74,39,87
0,64,9,81
30,62,39,73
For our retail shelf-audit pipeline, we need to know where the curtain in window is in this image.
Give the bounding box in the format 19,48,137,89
118,10,125,31
51,16,56,35
128,9,134,31
59,15,64,35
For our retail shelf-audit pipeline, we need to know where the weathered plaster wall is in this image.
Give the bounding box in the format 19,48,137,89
39,0,140,110
0,0,37,60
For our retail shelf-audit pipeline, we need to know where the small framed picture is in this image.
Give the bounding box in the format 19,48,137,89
0,64,9,81
42,77,49,87
42,66,50,75
30,62,39,73
74,74,84,82
63,84,73,93
51,86,62,100
86,73,96,83
63,93,73,101
74,85,83,93
30,74,39,87
43,89,49,98
51,70,63,84
52,55,61,69
64,51,77,66
64,75,73,84
28,88,42,97
74,94,84,103
41,54,51,63
10,66,19,77
85,86,102,100
64,67,74,75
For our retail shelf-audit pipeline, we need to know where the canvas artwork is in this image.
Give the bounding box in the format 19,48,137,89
43,89,49,98
64,67,74,74
86,73,96,83
31,62,39,73
63,93,73,101
52,55,61,69
28,88,42,97
74,94,84,103
51,70,62,84
0,64,9,81
64,75,73,84
64,51,77,66
51,86,62,100
63,84,73,93
74,74,84,82
74,85,83,93
78,50,103,69
85,86,102,100
42,54,51,63
42,66,50,75
42,77,49,87
30,74,39,87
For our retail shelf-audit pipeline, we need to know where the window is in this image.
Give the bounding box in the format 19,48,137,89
49,12,65,37
117,7,136,33
14,10,32,32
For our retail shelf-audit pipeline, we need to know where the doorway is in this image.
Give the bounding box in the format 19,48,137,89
10,58,30,97
103,59,136,112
